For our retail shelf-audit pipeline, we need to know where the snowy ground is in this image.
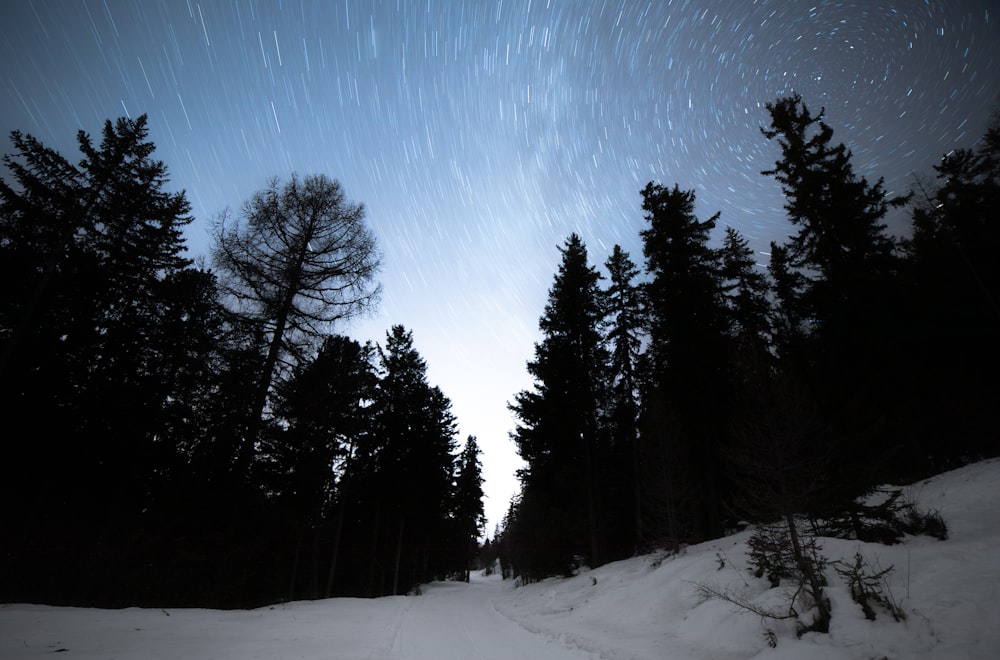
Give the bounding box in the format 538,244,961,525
3,458,999,659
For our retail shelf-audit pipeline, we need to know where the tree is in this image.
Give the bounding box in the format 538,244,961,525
719,226,771,360
0,115,220,605
602,245,646,551
766,241,808,361
0,117,189,378
256,334,377,599
728,370,835,634
509,233,609,578
453,435,487,581
336,325,459,596
640,183,727,382
639,182,730,542
761,94,906,296
211,174,381,479
761,94,909,491
0,116,196,429
761,94,906,368
903,116,1000,470
268,335,376,517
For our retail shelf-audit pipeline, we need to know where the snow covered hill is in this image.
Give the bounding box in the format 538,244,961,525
2,458,998,659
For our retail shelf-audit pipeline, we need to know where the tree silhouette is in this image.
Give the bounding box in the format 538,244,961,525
211,174,381,479
762,94,910,492
335,325,460,596
0,115,217,605
761,94,906,369
904,115,1000,470
719,226,771,359
509,233,609,577
639,182,730,542
602,245,646,551
453,435,487,581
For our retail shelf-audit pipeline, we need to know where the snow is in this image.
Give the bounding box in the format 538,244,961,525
3,458,999,659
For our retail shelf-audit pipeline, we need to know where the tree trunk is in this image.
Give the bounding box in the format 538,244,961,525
392,516,405,595
239,303,290,478
367,499,381,598
583,427,603,568
784,512,831,633
239,239,308,480
633,428,643,548
326,500,345,596
326,441,355,596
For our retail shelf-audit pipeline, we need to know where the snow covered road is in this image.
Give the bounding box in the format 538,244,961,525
1,574,597,660
384,577,598,660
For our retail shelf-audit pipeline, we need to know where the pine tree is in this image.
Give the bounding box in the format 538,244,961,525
268,335,376,521
509,233,608,578
904,117,1000,469
339,325,458,596
639,182,730,542
761,94,910,492
766,241,808,361
761,94,907,367
640,183,726,379
719,226,771,359
256,334,377,599
0,115,216,605
602,245,646,552
453,435,487,581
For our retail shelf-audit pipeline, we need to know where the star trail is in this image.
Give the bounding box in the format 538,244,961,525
2,0,997,530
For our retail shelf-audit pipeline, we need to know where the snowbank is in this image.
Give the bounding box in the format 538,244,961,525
492,458,1000,659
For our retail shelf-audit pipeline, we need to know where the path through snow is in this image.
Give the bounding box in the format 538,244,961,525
1,574,598,660
386,576,598,660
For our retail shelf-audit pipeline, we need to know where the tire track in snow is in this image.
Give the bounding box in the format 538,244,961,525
389,576,601,660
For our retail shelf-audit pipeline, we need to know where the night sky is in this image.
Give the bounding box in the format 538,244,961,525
2,0,997,533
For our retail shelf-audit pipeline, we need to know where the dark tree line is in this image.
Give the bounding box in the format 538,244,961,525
498,94,1000,582
0,116,484,607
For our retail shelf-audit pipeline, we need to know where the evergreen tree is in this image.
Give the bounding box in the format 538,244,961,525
602,245,646,552
761,95,906,306
509,233,608,578
268,335,376,521
453,435,487,581
0,116,216,605
719,226,772,360
638,182,731,542
258,334,377,599
766,241,808,361
761,94,907,366
904,117,1000,469
640,183,727,382
338,325,458,596
761,94,910,491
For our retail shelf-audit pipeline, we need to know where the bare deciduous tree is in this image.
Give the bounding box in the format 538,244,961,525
212,173,381,475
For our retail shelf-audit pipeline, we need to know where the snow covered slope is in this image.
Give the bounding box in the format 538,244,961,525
493,458,1000,659
2,459,998,659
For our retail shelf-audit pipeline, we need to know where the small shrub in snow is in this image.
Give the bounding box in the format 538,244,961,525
833,550,905,622
902,506,948,540
694,520,831,642
747,524,789,588
747,523,804,588
740,520,830,635
817,488,949,544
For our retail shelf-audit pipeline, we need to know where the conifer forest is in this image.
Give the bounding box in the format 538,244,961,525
1,94,997,607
